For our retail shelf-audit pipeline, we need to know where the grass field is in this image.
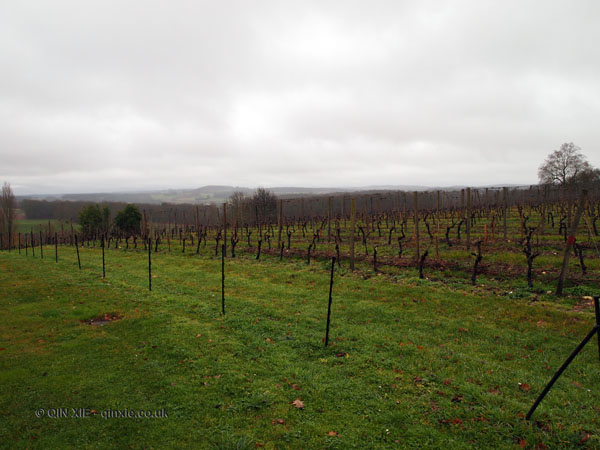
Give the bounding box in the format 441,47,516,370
14,219,76,234
1,238,599,449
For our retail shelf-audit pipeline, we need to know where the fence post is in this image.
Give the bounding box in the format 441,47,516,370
324,257,336,347
75,235,81,269
556,189,588,296
101,234,105,278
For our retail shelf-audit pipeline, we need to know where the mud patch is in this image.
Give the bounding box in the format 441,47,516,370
81,313,121,326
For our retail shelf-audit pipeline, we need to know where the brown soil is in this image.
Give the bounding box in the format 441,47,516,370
81,313,121,326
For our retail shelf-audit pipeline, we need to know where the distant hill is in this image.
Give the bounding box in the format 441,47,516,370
17,184,531,205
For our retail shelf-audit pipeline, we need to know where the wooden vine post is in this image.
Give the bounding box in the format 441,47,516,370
277,199,283,249
503,187,508,241
414,191,420,261
466,187,471,250
142,210,148,248
436,190,441,234
167,211,171,252
195,206,200,239
327,196,332,242
485,188,490,219
101,234,106,278
221,244,226,314
556,189,588,296
148,237,152,291
223,203,227,257
350,198,356,271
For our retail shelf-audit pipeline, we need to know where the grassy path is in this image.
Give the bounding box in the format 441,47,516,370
0,246,599,449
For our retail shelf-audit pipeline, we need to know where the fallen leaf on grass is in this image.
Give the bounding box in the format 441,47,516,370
518,439,528,448
579,432,591,445
291,398,305,409
572,381,582,388
328,431,339,437
439,418,463,425
519,383,531,392
271,418,285,425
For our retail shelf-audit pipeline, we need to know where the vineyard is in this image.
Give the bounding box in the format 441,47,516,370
5,186,600,296
1,186,600,448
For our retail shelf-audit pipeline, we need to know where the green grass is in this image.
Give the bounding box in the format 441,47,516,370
14,219,76,234
1,236,599,449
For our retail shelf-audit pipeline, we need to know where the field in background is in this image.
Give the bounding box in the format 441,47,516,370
1,237,599,448
14,219,77,234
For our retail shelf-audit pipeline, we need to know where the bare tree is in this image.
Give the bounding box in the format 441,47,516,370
538,143,594,186
229,191,246,225
252,188,277,225
1,182,17,249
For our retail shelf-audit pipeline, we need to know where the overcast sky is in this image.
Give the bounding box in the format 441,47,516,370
1,1,599,195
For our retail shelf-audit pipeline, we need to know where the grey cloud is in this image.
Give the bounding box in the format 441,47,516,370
1,0,599,195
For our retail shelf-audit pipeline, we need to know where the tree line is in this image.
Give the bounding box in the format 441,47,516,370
2,142,599,243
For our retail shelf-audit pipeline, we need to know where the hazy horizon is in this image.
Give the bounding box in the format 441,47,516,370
16,182,534,198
